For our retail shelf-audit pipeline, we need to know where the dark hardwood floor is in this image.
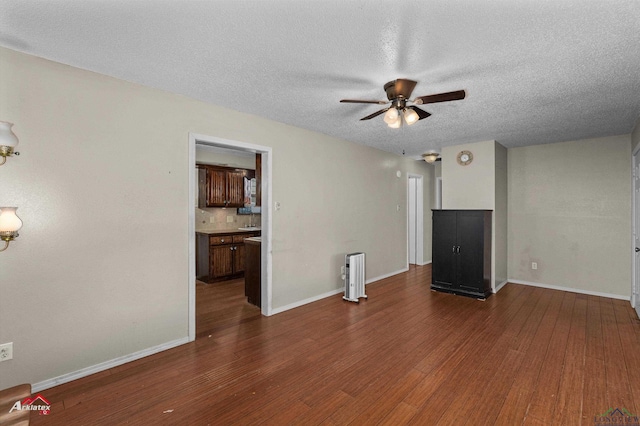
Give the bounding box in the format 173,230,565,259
32,265,640,425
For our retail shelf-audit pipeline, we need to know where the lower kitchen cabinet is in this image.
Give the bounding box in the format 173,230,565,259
431,210,492,299
196,232,259,282
244,238,261,307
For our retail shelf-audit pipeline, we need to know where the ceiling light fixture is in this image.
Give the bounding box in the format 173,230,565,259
404,108,420,126
422,152,439,164
388,115,402,128
0,207,22,252
0,121,19,166
383,108,398,125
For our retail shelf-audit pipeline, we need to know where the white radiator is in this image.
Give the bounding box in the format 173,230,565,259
343,252,367,303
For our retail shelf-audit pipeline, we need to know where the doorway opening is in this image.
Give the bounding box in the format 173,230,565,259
407,174,424,266
188,133,273,342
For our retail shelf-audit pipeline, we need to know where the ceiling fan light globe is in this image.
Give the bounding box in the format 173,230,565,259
388,117,402,129
404,109,420,125
383,108,399,124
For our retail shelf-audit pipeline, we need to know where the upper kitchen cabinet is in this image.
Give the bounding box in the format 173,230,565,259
197,164,254,208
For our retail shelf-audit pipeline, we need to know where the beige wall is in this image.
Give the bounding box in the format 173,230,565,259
633,116,640,153
508,135,632,297
196,145,256,169
0,47,433,389
441,140,508,290
442,140,496,210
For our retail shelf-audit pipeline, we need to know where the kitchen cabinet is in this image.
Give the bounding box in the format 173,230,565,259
244,237,261,307
196,231,260,282
431,210,492,299
197,165,254,208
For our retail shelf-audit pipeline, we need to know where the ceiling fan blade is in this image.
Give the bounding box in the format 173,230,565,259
414,90,466,105
340,99,388,105
407,106,431,120
384,79,418,100
360,107,390,121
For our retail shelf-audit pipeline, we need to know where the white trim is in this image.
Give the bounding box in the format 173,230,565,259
407,174,424,267
366,267,409,284
270,289,344,315
270,267,410,315
32,337,189,392
418,259,432,266
632,149,639,315
188,134,196,341
508,279,630,301
494,280,508,293
189,133,274,318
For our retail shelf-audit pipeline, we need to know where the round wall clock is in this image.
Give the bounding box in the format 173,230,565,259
457,150,473,166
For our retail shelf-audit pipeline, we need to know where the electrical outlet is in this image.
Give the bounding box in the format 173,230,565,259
341,266,345,275
226,215,233,223
0,342,13,362
531,262,538,270
275,201,281,211
209,217,215,223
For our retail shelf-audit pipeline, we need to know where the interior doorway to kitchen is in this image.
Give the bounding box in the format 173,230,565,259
188,133,273,342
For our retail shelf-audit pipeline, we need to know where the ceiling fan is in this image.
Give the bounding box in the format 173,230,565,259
340,79,465,128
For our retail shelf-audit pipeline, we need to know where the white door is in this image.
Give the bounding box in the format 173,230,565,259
634,152,640,317
409,177,417,264
407,175,424,266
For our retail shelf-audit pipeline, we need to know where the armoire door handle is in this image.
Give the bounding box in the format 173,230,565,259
456,246,461,253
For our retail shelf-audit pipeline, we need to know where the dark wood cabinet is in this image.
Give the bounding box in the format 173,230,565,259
197,165,253,208
431,210,492,300
244,238,261,307
196,231,259,282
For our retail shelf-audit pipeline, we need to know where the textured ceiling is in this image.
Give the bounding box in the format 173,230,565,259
1,0,640,158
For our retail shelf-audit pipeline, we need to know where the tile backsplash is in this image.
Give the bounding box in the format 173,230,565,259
195,208,260,231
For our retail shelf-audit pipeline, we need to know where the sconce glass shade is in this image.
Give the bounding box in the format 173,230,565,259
0,121,19,166
383,108,399,124
0,207,22,234
422,153,439,163
404,108,420,125
0,121,19,148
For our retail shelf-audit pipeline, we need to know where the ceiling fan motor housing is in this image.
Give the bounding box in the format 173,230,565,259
384,79,417,101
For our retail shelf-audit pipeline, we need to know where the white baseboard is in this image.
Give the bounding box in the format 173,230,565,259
32,336,190,393
417,260,432,266
366,267,409,284
507,279,630,301
271,267,410,315
271,289,344,315
494,280,508,293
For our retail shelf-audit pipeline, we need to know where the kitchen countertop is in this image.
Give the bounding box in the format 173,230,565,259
196,229,260,236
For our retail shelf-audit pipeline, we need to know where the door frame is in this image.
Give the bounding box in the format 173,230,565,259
188,132,273,342
632,147,640,317
407,173,424,266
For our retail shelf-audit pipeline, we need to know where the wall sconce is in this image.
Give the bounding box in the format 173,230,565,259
0,121,20,166
0,207,22,252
